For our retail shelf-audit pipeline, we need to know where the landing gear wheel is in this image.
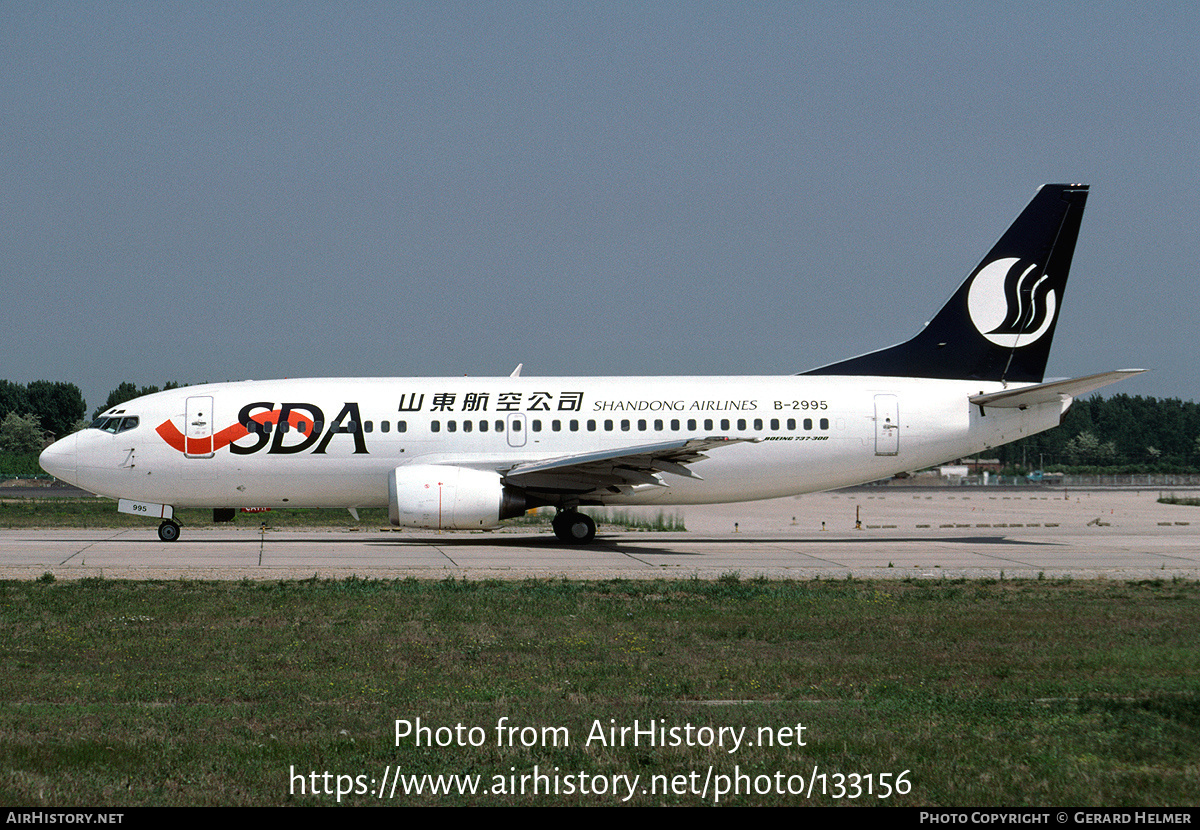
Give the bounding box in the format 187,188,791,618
552,511,596,545
158,521,181,542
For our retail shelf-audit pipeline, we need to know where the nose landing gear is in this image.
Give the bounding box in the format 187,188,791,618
157,520,181,542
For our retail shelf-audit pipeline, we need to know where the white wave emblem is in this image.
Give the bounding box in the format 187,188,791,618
967,257,1057,347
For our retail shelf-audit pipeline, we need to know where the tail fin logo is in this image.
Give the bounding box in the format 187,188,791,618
967,257,1057,347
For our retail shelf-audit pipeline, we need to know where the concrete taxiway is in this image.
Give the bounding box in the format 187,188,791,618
1,488,1196,581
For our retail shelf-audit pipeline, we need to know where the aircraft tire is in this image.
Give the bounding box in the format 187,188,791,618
158,521,181,542
552,511,596,545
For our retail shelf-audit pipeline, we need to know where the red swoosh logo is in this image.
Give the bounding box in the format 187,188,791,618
156,409,313,454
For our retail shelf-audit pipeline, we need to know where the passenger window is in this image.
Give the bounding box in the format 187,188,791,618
363,421,373,433
480,420,489,432
552,420,561,431
463,420,472,433
704,419,713,430
398,421,407,433
737,419,746,430
447,421,457,432
787,418,796,430
804,418,812,430
587,420,596,431
431,421,441,433
721,419,730,431
671,419,680,430
654,419,663,431
381,421,390,433
770,419,779,430
570,420,579,431
604,420,614,431
621,420,630,431
753,419,763,430
532,420,542,432
637,419,646,431
820,418,829,430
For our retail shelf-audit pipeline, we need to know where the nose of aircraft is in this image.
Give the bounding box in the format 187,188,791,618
39,432,80,485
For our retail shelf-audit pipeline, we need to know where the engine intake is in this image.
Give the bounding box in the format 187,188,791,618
388,465,529,529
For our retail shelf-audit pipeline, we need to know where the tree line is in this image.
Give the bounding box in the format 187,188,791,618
995,394,1200,472
0,380,86,451
0,380,182,457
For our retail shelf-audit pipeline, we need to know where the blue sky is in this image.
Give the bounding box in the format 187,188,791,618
3,2,1196,413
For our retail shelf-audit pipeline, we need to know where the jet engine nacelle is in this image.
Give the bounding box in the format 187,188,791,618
388,464,529,529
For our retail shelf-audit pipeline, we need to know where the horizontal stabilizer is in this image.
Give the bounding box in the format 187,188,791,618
969,369,1145,409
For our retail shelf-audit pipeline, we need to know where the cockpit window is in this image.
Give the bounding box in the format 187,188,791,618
90,416,139,434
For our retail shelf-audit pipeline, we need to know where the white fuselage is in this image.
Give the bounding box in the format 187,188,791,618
41,375,1065,510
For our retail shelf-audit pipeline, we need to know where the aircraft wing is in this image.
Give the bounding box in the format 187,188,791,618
502,437,751,495
969,369,1145,409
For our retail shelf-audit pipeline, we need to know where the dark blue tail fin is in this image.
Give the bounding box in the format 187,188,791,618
802,184,1089,383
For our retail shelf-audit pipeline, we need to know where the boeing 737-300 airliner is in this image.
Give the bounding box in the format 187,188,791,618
40,184,1141,543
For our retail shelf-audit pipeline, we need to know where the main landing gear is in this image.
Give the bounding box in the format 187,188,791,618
551,510,596,545
158,520,181,542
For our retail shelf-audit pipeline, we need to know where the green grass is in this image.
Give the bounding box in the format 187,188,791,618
0,498,385,529
1,577,1198,806
584,508,686,532
510,507,687,532
1159,496,1200,507
0,499,686,532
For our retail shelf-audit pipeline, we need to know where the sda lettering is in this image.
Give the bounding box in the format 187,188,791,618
232,401,369,455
